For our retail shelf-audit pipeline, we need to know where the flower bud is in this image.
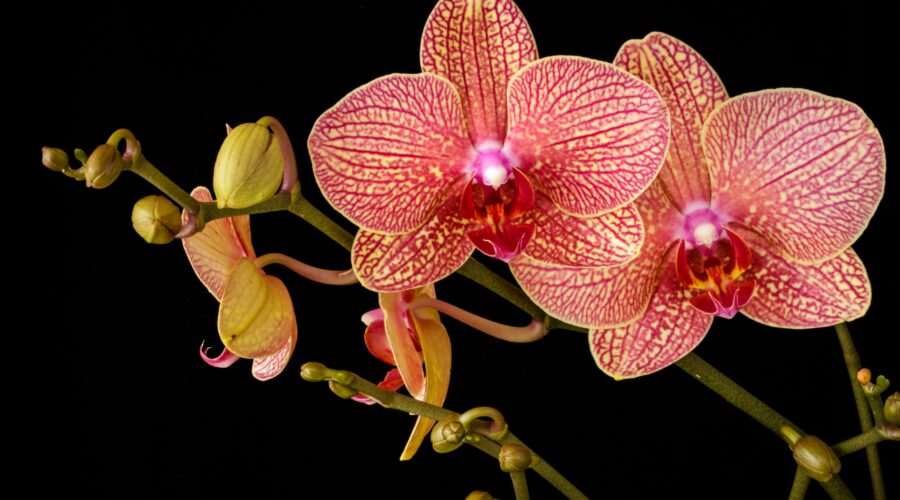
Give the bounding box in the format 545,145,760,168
84,144,125,189
885,392,900,426
131,195,182,244
212,122,283,209
42,147,70,172
431,415,465,453
498,444,534,472
465,491,493,500
791,435,841,482
857,368,872,385
328,380,358,399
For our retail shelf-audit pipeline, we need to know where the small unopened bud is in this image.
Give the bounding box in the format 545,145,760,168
465,491,493,500
885,392,900,426
131,195,182,244
498,444,533,472
212,122,283,209
42,147,70,172
791,435,841,482
328,380,358,399
84,144,125,189
857,368,872,385
431,415,465,453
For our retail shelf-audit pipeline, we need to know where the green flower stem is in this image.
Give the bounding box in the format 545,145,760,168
300,362,587,499
835,323,885,500
675,353,802,436
510,471,530,500
819,475,856,500
832,427,889,457
288,197,354,251
127,155,200,214
201,192,293,220
456,259,544,319
789,466,811,500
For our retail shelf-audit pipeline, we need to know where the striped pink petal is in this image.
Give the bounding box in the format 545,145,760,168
735,228,871,328
590,255,714,379
615,32,727,211
703,89,885,263
352,196,476,292
511,182,679,327
380,292,425,400
309,74,472,234
522,193,643,267
251,329,297,381
506,56,669,216
181,186,254,300
421,0,537,144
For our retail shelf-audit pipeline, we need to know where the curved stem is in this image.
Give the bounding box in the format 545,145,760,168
835,323,886,500
127,155,200,213
789,466,811,500
254,253,357,285
408,297,547,343
510,471,530,500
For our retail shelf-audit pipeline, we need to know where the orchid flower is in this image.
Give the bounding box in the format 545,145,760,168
308,0,669,292
353,286,452,461
511,33,885,378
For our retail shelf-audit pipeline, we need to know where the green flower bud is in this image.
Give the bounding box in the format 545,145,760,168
885,392,900,426
84,144,125,189
465,491,493,500
212,122,283,209
431,415,465,454
328,380,358,399
42,147,70,172
498,444,533,472
131,195,182,244
791,435,841,482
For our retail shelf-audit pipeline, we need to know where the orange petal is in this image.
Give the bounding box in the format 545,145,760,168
309,73,472,234
736,229,871,328
353,195,476,292
379,292,425,400
703,89,885,263
506,56,669,216
218,259,296,359
421,0,537,144
181,186,254,300
590,253,714,379
615,32,728,211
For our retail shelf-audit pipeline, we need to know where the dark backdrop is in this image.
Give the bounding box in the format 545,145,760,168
24,1,898,498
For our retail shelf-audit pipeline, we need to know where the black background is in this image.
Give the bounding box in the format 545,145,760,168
23,1,898,498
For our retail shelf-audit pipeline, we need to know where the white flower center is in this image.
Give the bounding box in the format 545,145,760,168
693,222,718,246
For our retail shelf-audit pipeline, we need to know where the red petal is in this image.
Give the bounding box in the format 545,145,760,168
363,319,397,366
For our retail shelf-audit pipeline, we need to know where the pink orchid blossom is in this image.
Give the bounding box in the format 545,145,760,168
308,0,669,292
512,33,884,379
352,286,451,461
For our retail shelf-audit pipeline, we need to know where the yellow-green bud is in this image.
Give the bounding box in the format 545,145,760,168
42,147,70,172
85,144,125,189
431,415,466,453
885,392,900,426
498,444,533,472
212,122,283,209
131,195,182,244
328,380,358,399
465,491,493,500
791,435,841,482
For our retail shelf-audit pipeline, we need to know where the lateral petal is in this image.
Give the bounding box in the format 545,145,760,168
379,292,426,400
251,329,297,381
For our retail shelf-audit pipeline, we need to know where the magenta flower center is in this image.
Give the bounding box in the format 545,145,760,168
674,206,756,318
460,144,536,262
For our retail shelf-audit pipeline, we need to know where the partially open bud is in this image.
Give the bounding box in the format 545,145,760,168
213,122,283,209
42,147,70,172
431,415,466,453
885,392,900,426
85,144,125,189
132,195,182,244
498,444,534,472
791,435,841,482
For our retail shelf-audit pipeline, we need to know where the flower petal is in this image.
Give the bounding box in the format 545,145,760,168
615,32,727,211
181,187,254,300
400,292,452,461
703,89,885,262
218,259,296,359
590,256,714,379
506,56,669,216
736,228,871,328
199,342,240,368
353,196,476,292
380,292,425,400
522,193,643,267
308,74,472,234
251,329,297,381
363,319,397,366
421,0,537,144
510,182,679,327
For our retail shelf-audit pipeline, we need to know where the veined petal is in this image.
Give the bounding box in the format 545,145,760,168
615,32,727,210
218,259,296,359
181,186,254,300
309,73,472,234
401,288,452,461
510,182,679,328
590,257,713,379
421,0,537,144
522,193,643,267
380,292,425,400
736,228,871,328
506,56,669,216
353,196,476,292
251,329,297,381
703,89,885,262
